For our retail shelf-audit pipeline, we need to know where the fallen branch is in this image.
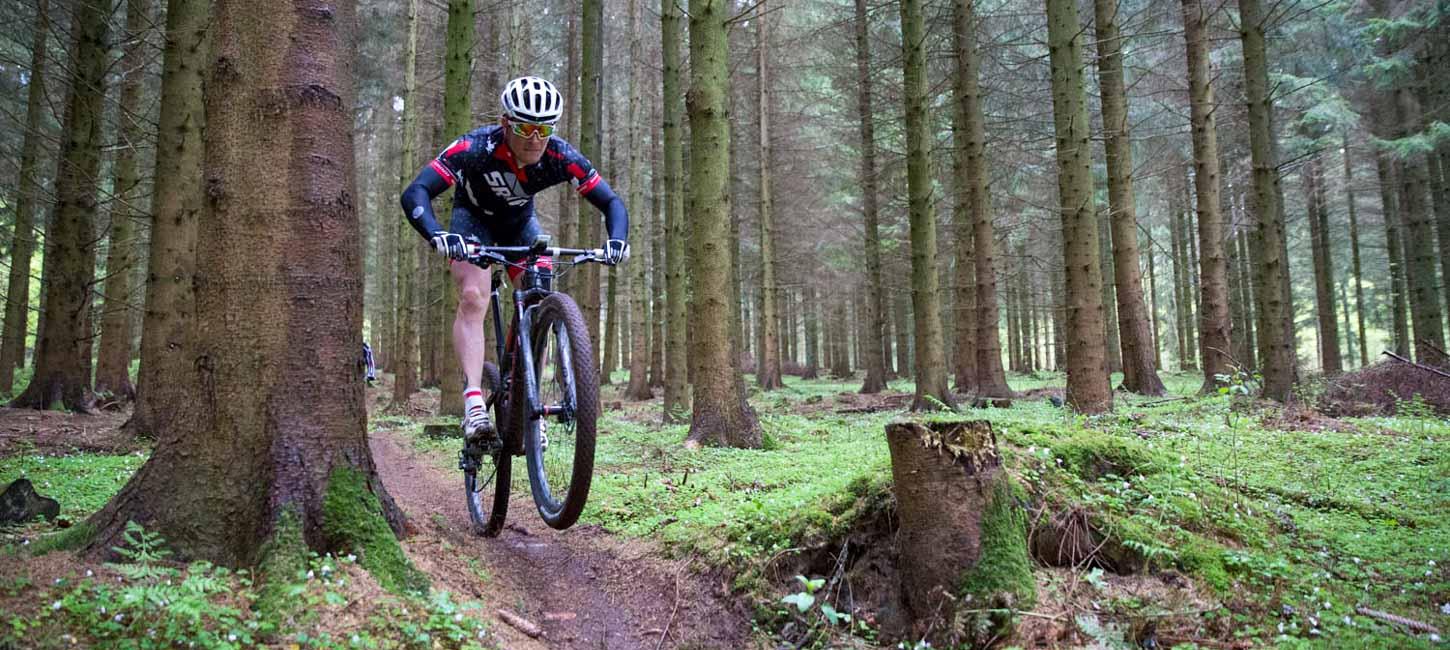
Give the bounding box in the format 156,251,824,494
496,609,543,638
1381,351,1450,380
1354,606,1441,635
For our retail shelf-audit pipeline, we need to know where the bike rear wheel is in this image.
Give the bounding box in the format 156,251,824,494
464,361,509,537
520,294,598,529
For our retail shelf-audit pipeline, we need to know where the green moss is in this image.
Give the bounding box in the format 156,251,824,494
957,480,1037,607
321,465,429,595
25,521,95,556
1052,432,1161,481
256,508,310,618
1178,539,1230,593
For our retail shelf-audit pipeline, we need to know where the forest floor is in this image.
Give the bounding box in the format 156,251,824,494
0,368,1447,649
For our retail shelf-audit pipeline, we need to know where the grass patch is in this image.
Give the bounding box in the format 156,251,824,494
0,450,146,518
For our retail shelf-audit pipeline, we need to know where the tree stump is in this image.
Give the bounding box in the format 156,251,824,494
886,419,1035,645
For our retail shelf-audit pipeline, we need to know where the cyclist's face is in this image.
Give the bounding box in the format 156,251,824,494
503,118,549,165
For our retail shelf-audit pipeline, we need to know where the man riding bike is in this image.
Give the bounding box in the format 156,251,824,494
399,76,629,445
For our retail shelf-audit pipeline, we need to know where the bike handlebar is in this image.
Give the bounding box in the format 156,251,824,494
463,242,607,266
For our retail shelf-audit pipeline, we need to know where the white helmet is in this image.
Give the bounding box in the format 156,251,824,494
501,76,563,124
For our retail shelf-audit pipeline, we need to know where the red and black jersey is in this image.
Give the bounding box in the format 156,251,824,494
400,125,628,242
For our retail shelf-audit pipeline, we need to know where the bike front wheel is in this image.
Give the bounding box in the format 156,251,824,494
521,294,598,529
464,361,509,537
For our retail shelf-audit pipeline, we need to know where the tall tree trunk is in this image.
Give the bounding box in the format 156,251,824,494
1045,0,1110,413
392,0,422,406
2,0,50,393
1342,134,1368,368
1427,142,1450,354
852,0,887,394
1145,228,1162,370
603,268,619,383
1394,87,1447,360
1236,230,1257,370
895,286,912,378
578,0,604,377
1093,0,1164,394
1376,149,1409,356
1098,208,1122,375
87,0,414,568
898,0,951,410
557,11,579,266
436,0,473,415
949,0,979,394
649,123,666,388
755,4,782,390
1305,155,1342,375
661,0,688,422
1171,198,1192,370
1180,0,1231,392
1238,0,1294,399
129,0,207,432
958,4,1010,397
95,0,155,400
623,0,652,400
684,0,760,448
10,0,111,411
802,285,820,377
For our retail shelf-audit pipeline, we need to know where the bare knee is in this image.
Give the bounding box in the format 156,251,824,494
457,281,489,318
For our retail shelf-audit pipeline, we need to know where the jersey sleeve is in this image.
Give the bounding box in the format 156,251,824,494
429,136,474,186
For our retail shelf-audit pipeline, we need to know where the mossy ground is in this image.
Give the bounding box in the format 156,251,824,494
2,369,1446,647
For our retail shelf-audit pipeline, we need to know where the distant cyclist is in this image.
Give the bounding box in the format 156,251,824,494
362,342,376,384
399,76,629,446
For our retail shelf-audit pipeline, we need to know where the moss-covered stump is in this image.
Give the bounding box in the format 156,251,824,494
886,419,1035,646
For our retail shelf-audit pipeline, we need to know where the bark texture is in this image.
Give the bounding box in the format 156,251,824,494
1181,0,1232,392
1093,0,1164,395
661,0,688,422
754,4,782,391
1,0,50,394
95,0,156,400
1045,0,1110,413
684,0,761,448
950,0,979,395
899,0,953,410
10,0,111,411
623,0,652,401
1305,155,1342,375
89,0,408,564
392,0,422,405
886,420,1034,644
1238,0,1294,399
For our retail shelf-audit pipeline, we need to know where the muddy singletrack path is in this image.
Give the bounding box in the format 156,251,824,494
369,425,753,650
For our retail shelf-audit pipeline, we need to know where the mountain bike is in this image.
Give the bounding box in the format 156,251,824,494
458,236,604,537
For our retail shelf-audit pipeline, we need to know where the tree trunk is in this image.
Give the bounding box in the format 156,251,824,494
684,0,760,448
649,124,666,388
1098,208,1122,376
661,0,688,422
1171,198,1192,371
1093,0,1164,394
88,0,416,576
603,268,619,383
1,0,50,395
392,0,422,406
623,0,652,401
95,0,155,400
1394,87,1447,360
1045,0,1110,413
1376,148,1409,357
846,0,887,394
1145,228,1162,370
1343,133,1369,368
898,0,952,412
1426,143,1450,357
578,0,604,380
557,11,579,269
1305,155,1342,375
436,0,473,415
802,285,820,378
1180,0,1231,392
1238,0,1294,399
949,0,980,395
894,288,912,379
1236,230,1257,371
10,0,111,412
886,420,1034,644
753,4,783,390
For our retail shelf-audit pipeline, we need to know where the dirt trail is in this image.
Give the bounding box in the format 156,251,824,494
369,426,753,650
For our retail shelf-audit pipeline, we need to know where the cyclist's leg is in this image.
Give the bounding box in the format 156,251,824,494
450,208,495,435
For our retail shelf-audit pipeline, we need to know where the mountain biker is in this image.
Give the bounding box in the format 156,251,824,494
399,76,629,446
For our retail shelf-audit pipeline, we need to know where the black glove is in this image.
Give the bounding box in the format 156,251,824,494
430,231,468,261
603,239,630,265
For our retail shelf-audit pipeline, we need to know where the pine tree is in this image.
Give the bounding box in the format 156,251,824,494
1,0,50,394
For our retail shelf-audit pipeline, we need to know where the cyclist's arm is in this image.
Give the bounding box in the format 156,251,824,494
399,162,453,240
579,176,628,241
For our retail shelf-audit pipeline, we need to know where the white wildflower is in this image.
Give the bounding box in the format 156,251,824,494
85,570,93,577
306,570,315,580
1440,603,1450,616
454,613,463,622
346,553,357,563
1343,616,1352,626
227,633,237,642
113,614,124,623
51,600,62,611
